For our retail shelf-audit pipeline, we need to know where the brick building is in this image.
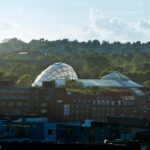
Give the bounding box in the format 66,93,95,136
0,81,71,122
69,92,137,122
0,80,149,123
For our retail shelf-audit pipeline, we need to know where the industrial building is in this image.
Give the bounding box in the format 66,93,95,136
0,62,148,123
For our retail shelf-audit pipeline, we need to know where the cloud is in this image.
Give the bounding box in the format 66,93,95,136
0,22,11,31
128,19,150,39
0,8,150,43
0,22,43,42
52,8,150,42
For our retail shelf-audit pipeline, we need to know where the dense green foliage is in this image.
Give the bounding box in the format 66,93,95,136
0,38,149,88
64,80,84,89
63,80,129,94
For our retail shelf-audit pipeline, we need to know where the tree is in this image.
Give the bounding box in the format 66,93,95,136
132,54,147,70
84,55,110,78
85,55,109,70
92,40,100,49
142,63,150,70
65,80,83,89
143,81,150,89
122,63,133,72
0,71,4,79
17,74,33,86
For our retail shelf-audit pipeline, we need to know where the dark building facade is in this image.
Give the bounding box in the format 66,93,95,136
0,81,149,122
0,81,71,122
69,92,137,122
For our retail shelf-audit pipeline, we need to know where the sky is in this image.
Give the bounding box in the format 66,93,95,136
0,0,150,42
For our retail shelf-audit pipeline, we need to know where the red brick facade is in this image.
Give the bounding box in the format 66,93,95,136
0,86,149,122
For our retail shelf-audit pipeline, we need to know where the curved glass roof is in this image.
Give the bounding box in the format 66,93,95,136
32,66,142,88
54,79,142,88
32,62,78,86
53,72,142,88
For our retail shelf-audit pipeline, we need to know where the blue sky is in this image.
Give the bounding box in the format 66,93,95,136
0,0,150,42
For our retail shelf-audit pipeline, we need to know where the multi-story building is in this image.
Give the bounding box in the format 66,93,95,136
0,81,71,122
0,62,149,123
0,80,149,123
69,92,136,122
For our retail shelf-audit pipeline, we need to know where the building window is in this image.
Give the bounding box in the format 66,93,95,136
71,110,74,114
80,110,84,115
130,114,134,117
8,102,15,106
106,108,109,111
45,96,50,101
41,103,47,107
41,109,47,113
106,100,110,105
81,104,84,108
106,113,109,117
130,101,135,106
71,104,74,108
93,107,96,111
140,114,144,117
118,100,121,106
76,104,79,108
92,112,95,117
93,100,96,105
48,129,55,135
111,108,114,111
17,102,22,106
123,101,127,106
97,107,100,111
25,102,29,106
120,113,125,117
97,100,101,105
133,109,136,112
76,116,79,120
76,110,79,114
102,100,105,105
0,102,6,106
111,101,115,105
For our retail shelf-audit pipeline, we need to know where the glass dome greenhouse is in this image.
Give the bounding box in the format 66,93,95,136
32,63,78,87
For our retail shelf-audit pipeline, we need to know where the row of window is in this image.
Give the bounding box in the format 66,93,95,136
71,104,115,111
120,113,145,118
71,109,115,116
0,102,46,107
0,96,30,100
0,102,30,106
0,89,30,94
71,100,135,107
71,112,114,120
72,98,135,104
